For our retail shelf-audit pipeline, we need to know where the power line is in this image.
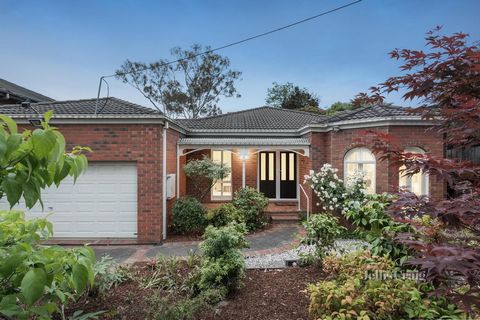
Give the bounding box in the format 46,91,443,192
95,0,362,114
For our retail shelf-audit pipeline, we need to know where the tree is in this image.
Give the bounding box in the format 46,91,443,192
116,44,242,119
183,156,231,201
352,28,480,312
265,82,322,112
325,101,354,115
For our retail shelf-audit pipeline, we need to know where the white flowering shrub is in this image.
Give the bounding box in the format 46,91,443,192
304,164,368,214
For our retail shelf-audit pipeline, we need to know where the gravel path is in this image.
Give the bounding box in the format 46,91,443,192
245,239,368,269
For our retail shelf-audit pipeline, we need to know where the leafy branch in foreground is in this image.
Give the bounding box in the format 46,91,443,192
352,28,480,312
0,112,94,319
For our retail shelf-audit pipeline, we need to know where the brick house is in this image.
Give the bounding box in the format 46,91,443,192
0,98,444,243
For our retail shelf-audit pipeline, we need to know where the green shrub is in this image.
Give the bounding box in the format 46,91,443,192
344,194,411,264
0,211,96,320
199,223,247,292
308,251,467,320
171,197,207,234
299,213,347,265
206,203,243,227
232,187,269,231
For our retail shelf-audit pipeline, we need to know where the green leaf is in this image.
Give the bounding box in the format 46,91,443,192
1,174,23,207
72,263,89,294
0,114,18,134
31,129,56,158
20,268,47,305
22,180,40,209
5,133,22,159
0,133,7,159
0,252,24,277
43,110,53,123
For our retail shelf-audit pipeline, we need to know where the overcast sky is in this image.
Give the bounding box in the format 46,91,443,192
1,0,479,112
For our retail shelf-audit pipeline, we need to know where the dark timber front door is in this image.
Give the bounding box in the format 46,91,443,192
280,152,297,199
259,151,276,198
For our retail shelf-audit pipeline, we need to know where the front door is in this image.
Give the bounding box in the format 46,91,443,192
280,152,297,199
259,152,276,198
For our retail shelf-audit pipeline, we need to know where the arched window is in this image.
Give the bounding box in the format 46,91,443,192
399,147,429,196
344,147,376,194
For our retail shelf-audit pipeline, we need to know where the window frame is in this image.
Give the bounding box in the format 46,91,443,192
211,149,232,201
344,147,376,194
399,147,429,196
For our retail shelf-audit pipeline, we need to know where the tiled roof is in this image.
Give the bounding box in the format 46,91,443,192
179,137,310,146
177,106,327,131
0,97,162,117
0,78,54,103
323,104,418,123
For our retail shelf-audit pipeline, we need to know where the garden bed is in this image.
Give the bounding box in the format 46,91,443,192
60,263,322,320
195,266,322,320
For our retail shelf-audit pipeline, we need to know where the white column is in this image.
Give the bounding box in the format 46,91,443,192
162,122,168,240
242,158,246,188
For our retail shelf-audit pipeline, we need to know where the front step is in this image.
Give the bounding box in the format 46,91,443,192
267,211,303,223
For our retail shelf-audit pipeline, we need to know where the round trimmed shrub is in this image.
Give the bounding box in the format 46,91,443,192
232,187,269,231
206,203,244,227
171,197,207,234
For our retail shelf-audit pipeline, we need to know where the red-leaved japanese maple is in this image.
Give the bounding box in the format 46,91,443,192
352,27,480,312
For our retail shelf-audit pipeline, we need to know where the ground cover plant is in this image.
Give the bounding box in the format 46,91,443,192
308,250,468,320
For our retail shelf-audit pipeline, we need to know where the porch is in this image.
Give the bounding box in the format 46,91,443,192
177,137,312,218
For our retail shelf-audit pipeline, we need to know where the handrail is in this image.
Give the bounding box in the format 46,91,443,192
299,184,310,220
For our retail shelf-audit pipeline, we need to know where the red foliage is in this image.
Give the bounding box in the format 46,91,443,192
353,28,480,312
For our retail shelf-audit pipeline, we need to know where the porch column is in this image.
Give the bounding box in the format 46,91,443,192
239,148,248,188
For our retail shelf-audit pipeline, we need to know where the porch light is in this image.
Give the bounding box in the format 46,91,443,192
239,148,249,160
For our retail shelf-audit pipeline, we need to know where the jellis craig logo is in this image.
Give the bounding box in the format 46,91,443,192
364,270,426,281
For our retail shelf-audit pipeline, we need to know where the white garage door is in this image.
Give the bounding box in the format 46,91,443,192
4,163,138,238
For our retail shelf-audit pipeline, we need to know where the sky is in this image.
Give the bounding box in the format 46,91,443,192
1,0,479,113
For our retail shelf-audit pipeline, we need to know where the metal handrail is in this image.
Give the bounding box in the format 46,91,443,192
299,184,310,220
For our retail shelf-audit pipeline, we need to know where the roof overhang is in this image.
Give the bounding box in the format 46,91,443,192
178,137,310,156
299,116,432,135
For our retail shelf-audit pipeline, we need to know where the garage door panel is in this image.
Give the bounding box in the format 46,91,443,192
0,163,138,238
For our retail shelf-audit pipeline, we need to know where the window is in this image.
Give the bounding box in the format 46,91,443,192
344,147,376,194
211,150,232,200
399,147,429,196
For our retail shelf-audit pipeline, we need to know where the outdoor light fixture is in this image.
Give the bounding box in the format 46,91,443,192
239,148,249,160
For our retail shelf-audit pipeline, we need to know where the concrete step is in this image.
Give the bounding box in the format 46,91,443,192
267,211,303,223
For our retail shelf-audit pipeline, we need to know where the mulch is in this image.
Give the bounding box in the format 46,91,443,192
195,266,322,320
61,264,322,320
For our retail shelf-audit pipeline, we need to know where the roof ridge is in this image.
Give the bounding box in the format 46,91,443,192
180,106,272,121
179,105,326,122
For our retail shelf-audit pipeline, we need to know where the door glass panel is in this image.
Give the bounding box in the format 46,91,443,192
289,153,295,181
268,153,274,180
260,153,266,180
281,153,286,181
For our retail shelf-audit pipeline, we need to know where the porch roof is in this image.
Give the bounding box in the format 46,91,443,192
178,137,310,147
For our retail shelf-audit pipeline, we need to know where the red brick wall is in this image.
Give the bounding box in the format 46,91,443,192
53,123,164,243
166,127,183,226
308,125,445,209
